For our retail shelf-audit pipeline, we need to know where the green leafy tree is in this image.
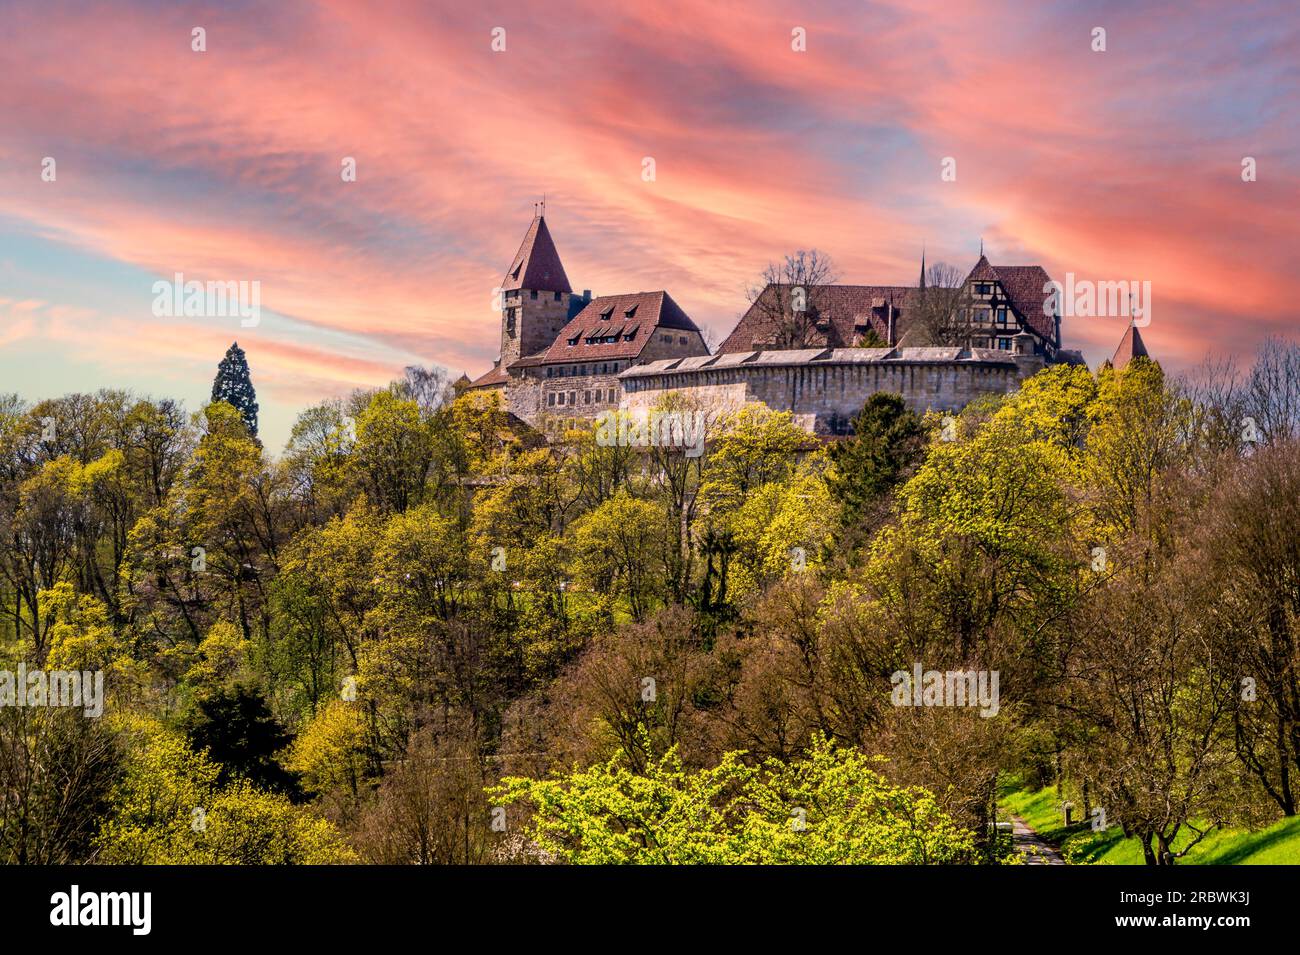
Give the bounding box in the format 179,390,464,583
95,716,353,864
492,734,975,864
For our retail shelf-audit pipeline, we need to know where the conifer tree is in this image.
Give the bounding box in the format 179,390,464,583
211,342,259,438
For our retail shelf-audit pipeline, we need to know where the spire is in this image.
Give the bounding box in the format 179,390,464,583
1111,322,1150,370
979,237,984,257
918,245,926,290
503,212,571,293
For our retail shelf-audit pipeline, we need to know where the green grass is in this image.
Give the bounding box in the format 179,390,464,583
999,782,1300,864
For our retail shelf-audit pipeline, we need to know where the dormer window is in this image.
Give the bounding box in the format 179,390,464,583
599,307,614,321
624,304,638,319
568,336,579,346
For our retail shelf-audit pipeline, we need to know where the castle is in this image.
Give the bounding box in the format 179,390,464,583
468,214,1143,435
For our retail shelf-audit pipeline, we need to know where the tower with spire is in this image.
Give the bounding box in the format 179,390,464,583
1109,321,1150,370
496,210,585,370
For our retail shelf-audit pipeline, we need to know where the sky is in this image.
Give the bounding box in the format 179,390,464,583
1,0,1297,449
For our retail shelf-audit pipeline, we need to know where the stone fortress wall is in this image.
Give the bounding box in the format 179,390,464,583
617,343,1045,434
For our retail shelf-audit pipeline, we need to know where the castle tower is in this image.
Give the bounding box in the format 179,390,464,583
1110,321,1150,369
498,213,577,368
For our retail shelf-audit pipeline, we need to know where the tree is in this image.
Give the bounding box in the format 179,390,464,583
182,683,299,797
909,262,971,347
491,734,975,864
350,391,435,513
95,716,353,864
0,707,121,864
1204,439,1300,816
826,392,925,532
1067,542,1238,865
393,365,455,415
1243,337,1300,444
744,250,838,349
569,491,668,621
351,727,495,864
211,342,259,438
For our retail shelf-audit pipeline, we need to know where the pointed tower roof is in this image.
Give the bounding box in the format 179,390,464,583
1111,323,1150,369
502,215,571,293
918,247,926,290
966,254,998,283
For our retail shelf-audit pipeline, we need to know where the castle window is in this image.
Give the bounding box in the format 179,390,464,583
661,334,672,343
679,336,688,345
997,338,1012,350
530,290,538,300
996,307,1008,325
584,391,591,404
974,282,993,296
548,393,556,406
569,391,576,405
554,292,562,301
558,392,565,406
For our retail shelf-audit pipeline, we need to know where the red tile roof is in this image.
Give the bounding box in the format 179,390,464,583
983,263,1056,342
502,216,571,293
966,255,999,283
718,284,916,353
1111,323,1150,369
527,291,700,364
467,362,509,389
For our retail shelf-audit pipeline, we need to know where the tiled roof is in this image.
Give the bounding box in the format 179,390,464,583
529,291,701,364
619,345,1019,378
985,263,1056,342
502,216,571,293
1111,323,1150,369
467,362,509,389
718,284,916,353
966,255,999,283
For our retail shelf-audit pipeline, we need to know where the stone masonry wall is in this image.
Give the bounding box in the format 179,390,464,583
619,357,1042,434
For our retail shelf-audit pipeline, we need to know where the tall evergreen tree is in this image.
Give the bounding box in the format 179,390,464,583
211,342,259,438
826,392,924,530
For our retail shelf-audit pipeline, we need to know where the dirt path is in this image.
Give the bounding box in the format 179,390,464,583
1010,815,1066,865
